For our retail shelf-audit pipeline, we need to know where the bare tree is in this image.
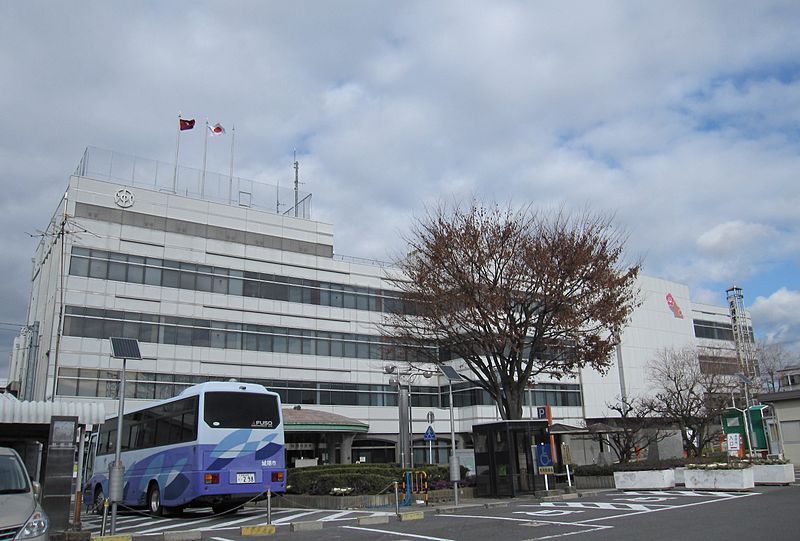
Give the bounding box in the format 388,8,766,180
756,341,796,392
646,346,735,457
383,202,640,420
591,395,669,463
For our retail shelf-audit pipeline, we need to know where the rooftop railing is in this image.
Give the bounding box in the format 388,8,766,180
75,146,312,219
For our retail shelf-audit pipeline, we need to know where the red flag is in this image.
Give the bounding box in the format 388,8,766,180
208,122,226,136
180,118,195,131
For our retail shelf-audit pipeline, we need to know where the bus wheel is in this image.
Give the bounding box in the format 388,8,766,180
93,486,104,515
147,483,163,516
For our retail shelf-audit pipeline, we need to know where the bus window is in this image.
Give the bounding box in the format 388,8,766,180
204,392,280,429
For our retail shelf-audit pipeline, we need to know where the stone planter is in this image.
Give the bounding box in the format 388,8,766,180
684,468,754,491
674,467,686,486
613,470,675,490
752,464,795,486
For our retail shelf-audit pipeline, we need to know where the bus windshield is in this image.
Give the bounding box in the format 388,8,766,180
204,392,280,429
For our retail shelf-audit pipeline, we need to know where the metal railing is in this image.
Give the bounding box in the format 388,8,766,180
75,147,312,219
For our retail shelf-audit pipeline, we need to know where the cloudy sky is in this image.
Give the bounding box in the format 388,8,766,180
2,1,800,377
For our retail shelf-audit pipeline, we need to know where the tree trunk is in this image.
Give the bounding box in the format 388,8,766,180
503,386,525,420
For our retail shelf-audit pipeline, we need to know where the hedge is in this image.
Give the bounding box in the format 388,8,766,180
286,463,470,495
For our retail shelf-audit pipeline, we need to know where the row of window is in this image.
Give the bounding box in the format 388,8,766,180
68,247,416,314
74,202,332,258
56,367,582,408
63,305,434,363
97,396,198,455
693,319,753,342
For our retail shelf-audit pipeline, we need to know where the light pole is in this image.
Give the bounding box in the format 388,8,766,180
108,338,141,535
439,365,463,506
386,365,436,470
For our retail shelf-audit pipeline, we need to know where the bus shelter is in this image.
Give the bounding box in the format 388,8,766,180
473,420,550,498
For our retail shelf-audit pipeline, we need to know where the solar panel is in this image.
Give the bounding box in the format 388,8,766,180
439,365,463,382
110,337,142,360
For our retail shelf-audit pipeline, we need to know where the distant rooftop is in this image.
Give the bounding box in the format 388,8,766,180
75,146,312,219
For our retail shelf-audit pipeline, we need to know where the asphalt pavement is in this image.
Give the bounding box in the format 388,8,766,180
87,485,800,541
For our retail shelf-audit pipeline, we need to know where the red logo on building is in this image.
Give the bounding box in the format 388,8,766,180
666,293,683,319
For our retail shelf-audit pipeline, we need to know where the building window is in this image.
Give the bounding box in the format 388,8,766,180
62,305,433,363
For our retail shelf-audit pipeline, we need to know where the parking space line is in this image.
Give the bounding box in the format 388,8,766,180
270,510,323,524
575,492,759,524
210,537,237,541
343,525,455,541
437,514,608,529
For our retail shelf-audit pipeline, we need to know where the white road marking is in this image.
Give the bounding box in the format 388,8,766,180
210,537,237,541
539,502,656,511
343,525,455,541
436,514,606,528
136,515,227,534
575,492,760,524
514,510,585,517
614,496,675,502
207,513,280,530
270,510,323,524
620,490,741,497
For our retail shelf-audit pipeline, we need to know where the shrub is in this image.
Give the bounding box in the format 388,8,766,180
574,459,687,476
286,463,465,495
686,461,751,470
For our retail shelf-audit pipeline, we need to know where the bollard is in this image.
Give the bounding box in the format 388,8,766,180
100,499,109,536
394,481,400,516
267,488,271,525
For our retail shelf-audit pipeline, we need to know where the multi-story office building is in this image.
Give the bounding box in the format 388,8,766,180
8,147,745,466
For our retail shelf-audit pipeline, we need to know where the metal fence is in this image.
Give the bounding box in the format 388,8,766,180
75,147,312,219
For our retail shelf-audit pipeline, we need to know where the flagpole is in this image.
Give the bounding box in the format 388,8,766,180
228,124,236,204
172,112,181,193
201,118,209,199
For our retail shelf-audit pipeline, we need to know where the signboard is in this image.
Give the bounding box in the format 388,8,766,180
727,433,741,456
423,425,437,441
537,406,547,419
560,443,573,465
538,466,555,475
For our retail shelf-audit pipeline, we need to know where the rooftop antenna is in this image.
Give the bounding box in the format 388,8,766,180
293,150,299,218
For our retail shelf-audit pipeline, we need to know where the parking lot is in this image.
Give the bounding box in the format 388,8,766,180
86,486,800,541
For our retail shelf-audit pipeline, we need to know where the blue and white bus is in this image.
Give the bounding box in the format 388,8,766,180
83,381,286,515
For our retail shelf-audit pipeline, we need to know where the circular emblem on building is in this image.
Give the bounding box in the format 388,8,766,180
114,188,135,208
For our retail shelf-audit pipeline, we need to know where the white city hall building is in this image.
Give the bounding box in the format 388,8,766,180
8,147,743,467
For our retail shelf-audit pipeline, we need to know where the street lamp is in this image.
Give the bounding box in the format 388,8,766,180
439,365,463,506
108,338,141,535
385,365,434,469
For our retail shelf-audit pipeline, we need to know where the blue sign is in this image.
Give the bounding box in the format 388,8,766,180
537,406,547,419
423,425,437,441
536,443,553,467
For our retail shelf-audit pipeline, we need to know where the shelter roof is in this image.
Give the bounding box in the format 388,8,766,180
282,407,368,433
0,398,106,425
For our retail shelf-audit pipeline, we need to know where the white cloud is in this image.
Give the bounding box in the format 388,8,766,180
750,288,800,348
696,221,778,256
1,1,800,373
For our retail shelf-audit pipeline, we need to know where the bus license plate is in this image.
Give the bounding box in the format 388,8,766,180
236,473,256,484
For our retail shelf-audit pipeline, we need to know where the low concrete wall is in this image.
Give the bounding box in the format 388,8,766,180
753,464,795,485
575,476,615,490
272,493,395,510
613,470,675,490
684,468,754,491
674,467,686,486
